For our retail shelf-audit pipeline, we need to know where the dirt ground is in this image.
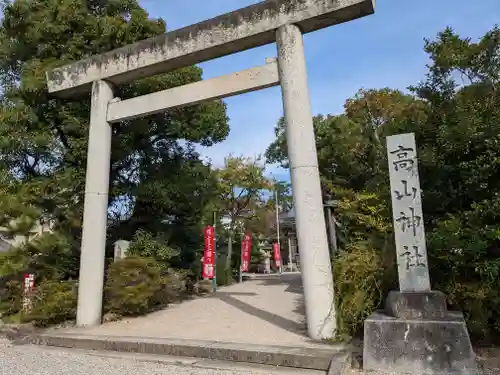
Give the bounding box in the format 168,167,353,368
475,347,500,375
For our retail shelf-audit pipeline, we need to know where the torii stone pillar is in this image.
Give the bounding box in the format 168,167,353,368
77,80,115,326
45,0,376,339
276,24,335,339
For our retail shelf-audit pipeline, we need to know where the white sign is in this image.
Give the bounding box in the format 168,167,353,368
22,273,35,312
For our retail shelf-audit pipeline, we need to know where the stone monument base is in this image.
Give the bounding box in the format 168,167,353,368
363,291,478,375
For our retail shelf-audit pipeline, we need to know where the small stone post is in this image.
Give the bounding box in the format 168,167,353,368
113,240,130,262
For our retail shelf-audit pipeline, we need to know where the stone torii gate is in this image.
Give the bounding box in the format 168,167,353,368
46,0,375,340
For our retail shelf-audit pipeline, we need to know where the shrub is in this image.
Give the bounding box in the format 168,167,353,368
22,232,77,282
0,232,77,283
23,280,77,327
330,186,500,345
427,208,500,344
216,264,233,287
328,187,396,339
0,249,28,277
162,269,187,302
195,279,213,295
189,256,202,282
0,277,23,316
439,280,497,343
127,230,180,265
104,257,170,316
334,241,396,340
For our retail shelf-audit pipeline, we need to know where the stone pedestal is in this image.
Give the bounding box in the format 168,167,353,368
385,290,447,319
363,291,478,375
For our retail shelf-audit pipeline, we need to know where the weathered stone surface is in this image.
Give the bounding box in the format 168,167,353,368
363,311,478,375
276,23,336,341
28,333,347,371
386,133,431,292
327,352,351,375
385,290,447,319
106,61,280,123
46,0,375,96
77,80,115,327
113,240,129,262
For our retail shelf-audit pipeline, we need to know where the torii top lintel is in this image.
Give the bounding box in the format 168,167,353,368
46,0,375,97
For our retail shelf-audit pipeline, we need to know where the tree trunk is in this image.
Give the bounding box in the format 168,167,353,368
326,207,338,255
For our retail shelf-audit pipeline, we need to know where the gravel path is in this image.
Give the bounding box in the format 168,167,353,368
344,355,498,375
0,339,315,375
57,273,315,347
476,348,500,375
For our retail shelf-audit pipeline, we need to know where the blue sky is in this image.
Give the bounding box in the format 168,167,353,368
138,0,500,182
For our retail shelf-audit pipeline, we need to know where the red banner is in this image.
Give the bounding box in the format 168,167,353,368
241,232,252,272
273,242,281,268
203,225,215,278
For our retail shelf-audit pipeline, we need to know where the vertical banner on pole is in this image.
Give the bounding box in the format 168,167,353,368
203,225,215,279
241,232,252,272
273,242,281,269
212,212,217,291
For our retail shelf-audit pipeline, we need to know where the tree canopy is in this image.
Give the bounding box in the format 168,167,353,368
212,155,273,267
0,0,229,266
266,25,500,342
1,0,499,342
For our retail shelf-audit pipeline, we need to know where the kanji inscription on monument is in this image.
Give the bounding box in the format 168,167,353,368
387,133,431,292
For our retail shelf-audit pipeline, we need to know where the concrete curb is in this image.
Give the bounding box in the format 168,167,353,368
0,324,39,342
27,332,348,371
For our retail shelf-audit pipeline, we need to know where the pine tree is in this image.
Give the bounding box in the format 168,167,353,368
0,0,229,276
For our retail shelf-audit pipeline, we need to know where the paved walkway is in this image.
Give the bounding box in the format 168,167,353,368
61,272,321,347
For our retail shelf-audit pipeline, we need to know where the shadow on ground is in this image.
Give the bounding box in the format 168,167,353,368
211,273,307,336
257,273,306,320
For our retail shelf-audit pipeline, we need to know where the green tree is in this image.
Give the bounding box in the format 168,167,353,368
266,25,500,342
214,155,272,268
273,180,293,213
265,89,427,194
0,0,229,277
409,26,500,342
410,26,500,221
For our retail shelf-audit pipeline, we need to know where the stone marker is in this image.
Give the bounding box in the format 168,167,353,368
363,133,478,375
113,240,130,262
387,133,430,292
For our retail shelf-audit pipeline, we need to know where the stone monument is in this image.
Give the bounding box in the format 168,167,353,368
259,249,272,274
363,133,478,375
113,240,130,262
